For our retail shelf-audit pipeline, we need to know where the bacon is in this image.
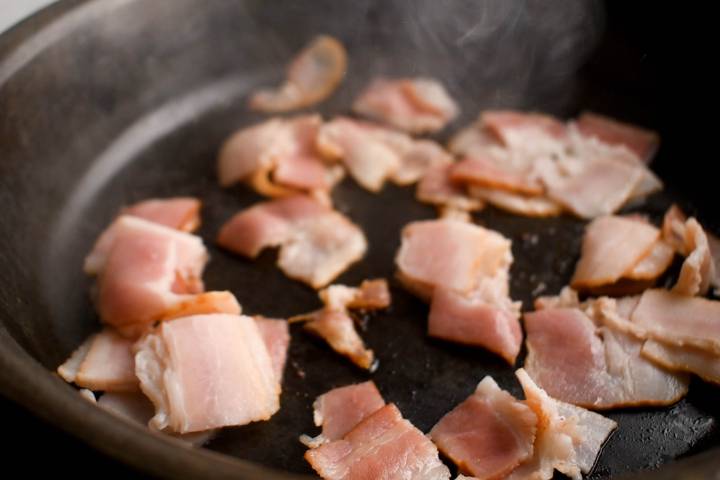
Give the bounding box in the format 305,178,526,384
524,306,689,409
249,35,347,112
305,403,451,480
217,196,367,288
134,313,279,433
85,216,238,337
672,218,715,296
571,216,661,291
575,111,660,163
254,317,291,384
468,186,563,217
122,197,201,232
450,154,544,196
396,219,512,300
217,115,341,197
416,163,484,212
641,340,720,385
482,111,566,147
301,381,386,448
428,287,522,364
428,377,537,479
292,279,390,369
352,77,458,134
57,328,137,392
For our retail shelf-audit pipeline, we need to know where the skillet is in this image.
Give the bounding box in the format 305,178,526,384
0,0,718,478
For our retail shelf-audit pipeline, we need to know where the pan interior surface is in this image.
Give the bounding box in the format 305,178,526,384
0,0,718,478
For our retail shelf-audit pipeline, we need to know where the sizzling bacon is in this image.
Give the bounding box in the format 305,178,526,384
134,314,279,433
305,403,451,480
85,216,239,337
58,328,137,392
428,376,537,479
571,215,661,291
416,163,484,212
292,279,390,369
249,35,347,112
122,197,201,232
672,218,715,296
524,306,689,409
468,186,562,218
217,196,367,288
575,111,660,164
302,381,386,448
352,77,458,134
254,317,291,384
217,115,342,197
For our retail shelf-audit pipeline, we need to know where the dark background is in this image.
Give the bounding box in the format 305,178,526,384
0,0,715,478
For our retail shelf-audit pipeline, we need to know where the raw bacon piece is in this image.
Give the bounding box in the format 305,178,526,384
554,401,617,474
571,215,660,290
301,310,375,370
428,377,537,479
524,307,688,409
352,77,458,134
85,216,239,337
122,197,201,232
575,111,660,163
58,328,137,392
305,403,450,480
217,196,367,288
254,317,291,384
428,287,522,364
134,314,279,433
468,186,563,217
217,115,341,197
396,219,511,301
292,279,390,369
416,163,484,212
302,381,386,447
249,35,347,112
98,392,216,446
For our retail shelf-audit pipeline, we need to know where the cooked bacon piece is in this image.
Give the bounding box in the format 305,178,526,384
641,340,720,385
301,310,374,370
249,35,347,112
575,112,660,163
534,286,580,311
625,240,675,281
537,155,644,219
58,328,137,392
135,314,279,433
450,153,544,195
302,381,386,448
428,287,522,364
661,204,688,253
629,289,720,354
352,78,458,134
98,392,216,446
122,197,201,232
468,186,562,217
85,216,239,337
305,403,450,480
396,219,511,300
254,317,290,384
571,216,660,290
508,370,616,480
293,279,390,369
416,163,484,212
482,111,566,147
429,377,537,479
524,307,688,409
448,121,501,158
317,117,451,191
672,218,715,296
217,196,366,288
217,115,341,197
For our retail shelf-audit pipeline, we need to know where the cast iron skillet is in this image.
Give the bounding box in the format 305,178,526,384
0,0,718,478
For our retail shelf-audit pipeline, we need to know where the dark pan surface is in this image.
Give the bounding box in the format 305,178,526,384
1,0,718,478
